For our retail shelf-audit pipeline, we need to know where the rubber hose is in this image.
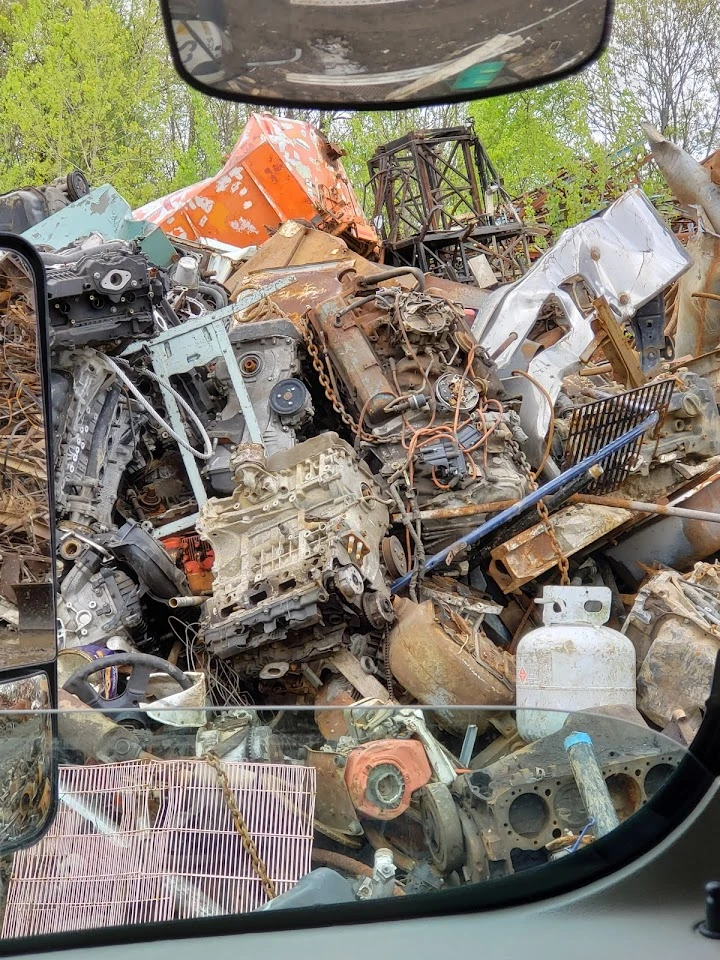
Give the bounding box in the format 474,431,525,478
198,281,228,309
100,354,213,460
85,384,121,481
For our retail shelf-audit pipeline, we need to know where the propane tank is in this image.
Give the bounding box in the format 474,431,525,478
516,586,636,743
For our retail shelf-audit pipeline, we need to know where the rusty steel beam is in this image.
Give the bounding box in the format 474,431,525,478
390,498,519,523
389,480,720,526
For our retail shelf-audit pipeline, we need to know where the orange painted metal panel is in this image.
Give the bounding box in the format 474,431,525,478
134,112,378,255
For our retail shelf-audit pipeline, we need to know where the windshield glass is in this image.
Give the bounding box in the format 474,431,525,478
0,703,694,935
1,0,720,944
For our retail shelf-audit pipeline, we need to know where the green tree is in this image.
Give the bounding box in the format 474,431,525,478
584,0,720,155
0,0,175,205
169,89,224,191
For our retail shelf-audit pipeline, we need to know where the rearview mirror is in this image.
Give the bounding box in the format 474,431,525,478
0,235,58,855
159,0,612,109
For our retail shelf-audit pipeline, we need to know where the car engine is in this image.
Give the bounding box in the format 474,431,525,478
198,432,393,674
305,280,530,555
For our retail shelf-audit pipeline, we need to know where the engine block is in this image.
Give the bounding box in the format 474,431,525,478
198,433,392,666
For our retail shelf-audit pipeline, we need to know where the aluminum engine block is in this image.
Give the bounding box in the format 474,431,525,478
206,318,313,495
198,432,392,662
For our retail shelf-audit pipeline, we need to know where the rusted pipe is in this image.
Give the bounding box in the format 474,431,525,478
570,493,720,524
579,362,614,377
391,466,602,523
391,498,519,523
489,332,518,361
311,848,405,895
362,824,417,872
357,267,425,292
692,291,720,303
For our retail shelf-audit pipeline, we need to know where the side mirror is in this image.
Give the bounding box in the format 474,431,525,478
0,235,57,853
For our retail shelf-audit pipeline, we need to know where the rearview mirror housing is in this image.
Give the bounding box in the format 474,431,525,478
159,0,613,110
0,233,58,855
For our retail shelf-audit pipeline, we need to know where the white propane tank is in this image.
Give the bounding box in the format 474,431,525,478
516,585,636,743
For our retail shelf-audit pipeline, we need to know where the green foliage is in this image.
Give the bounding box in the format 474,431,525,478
169,89,224,191
0,0,717,230
0,0,176,205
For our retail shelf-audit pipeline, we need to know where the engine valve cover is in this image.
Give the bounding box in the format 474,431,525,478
46,248,162,347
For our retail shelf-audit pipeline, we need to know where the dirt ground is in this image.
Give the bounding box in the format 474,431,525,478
0,629,55,670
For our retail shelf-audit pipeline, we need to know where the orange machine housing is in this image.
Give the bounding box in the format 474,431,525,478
344,739,432,821
134,113,378,256
161,534,214,594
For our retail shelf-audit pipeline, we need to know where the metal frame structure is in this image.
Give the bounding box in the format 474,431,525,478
120,276,295,539
368,124,531,285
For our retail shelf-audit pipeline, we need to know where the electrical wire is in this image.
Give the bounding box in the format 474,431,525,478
100,354,213,461
168,616,252,707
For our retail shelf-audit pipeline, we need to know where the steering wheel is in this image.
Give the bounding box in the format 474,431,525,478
63,653,193,714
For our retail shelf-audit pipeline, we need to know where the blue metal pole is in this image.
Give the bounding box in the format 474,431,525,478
564,732,619,838
390,411,659,594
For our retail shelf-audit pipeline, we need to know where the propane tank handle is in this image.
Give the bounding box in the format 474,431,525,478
535,585,612,626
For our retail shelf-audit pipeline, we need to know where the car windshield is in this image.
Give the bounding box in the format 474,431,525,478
0,0,720,944
0,702,701,934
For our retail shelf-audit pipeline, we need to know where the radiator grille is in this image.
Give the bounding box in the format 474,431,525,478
563,379,674,493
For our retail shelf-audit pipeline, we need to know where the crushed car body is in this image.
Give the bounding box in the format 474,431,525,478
134,112,379,256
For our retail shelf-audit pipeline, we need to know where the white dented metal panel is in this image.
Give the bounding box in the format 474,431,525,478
471,188,692,448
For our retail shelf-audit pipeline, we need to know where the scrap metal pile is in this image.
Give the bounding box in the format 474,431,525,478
6,113,720,906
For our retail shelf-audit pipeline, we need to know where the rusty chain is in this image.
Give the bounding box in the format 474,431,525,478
382,633,395,699
301,318,377,442
509,438,571,586
302,317,570,585
205,752,277,900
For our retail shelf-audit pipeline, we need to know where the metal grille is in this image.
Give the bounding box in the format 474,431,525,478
3,759,316,937
563,379,675,493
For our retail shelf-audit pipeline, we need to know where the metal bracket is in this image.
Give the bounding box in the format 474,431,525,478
125,277,295,538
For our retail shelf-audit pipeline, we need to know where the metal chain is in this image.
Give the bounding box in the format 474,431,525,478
382,633,395,699
205,752,277,900
509,438,571,585
301,319,377,442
